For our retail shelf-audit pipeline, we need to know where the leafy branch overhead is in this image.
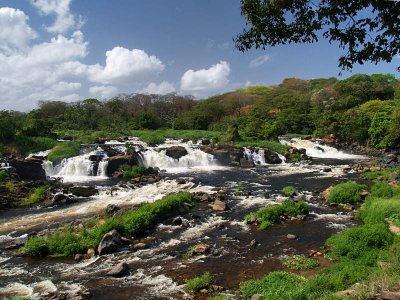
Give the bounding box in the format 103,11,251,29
235,0,400,70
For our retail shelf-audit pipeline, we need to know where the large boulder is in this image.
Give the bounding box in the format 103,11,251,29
9,158,46,181
70,186,98,197
165,146,188,160
262,148,282,164
106,262,130,277
106,154,138,177
98,229,122,255
201,144,242,165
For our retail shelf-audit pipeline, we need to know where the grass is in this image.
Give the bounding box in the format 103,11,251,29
185,272,213,293
281,186,297,196
119,164,146,179
21,186,49,206
283,255,320,270
361,169,392,181
47,141,80,163
0,169,7,181
245,199,309,230
369,181,400,198
23,192,194,257
235,140,289,155
13,136,58,156
326,181,366,204
211,295,233,300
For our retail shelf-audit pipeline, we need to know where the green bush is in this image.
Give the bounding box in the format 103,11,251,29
281,186,297,196
370,181,399,198
23,192,193,256
119,164,146,179
185,272,213,293
13,136,58,156
357,195,400,224
361,169,391,181
21,186,49,206
240,271,306,300
245,200,309,230
283,255,320,270
326,181,366,204
47,141,80,163
0,169,7,181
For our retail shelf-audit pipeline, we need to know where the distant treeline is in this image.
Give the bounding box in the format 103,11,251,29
1,73,400,156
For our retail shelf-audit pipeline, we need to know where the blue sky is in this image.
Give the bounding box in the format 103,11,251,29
0,0,398,111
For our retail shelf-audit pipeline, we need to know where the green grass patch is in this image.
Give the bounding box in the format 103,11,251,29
369,181,400,198
211,295,233,300
185,272,213,293
361,169,392,181
357,194,400,224
235,140,289,155
12,136,58,156
0,169,7,181
119,164,146,179
281,186,297,196
283,255,320,270
47,141,80,163
23,192,194,257
326,181,366,204
245,199,309,230
21,186,49,206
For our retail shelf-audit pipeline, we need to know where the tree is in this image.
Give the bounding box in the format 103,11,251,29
235,0,400,70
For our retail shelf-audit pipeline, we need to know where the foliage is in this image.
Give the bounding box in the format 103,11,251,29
23,192,193,256
281,186,296,197
0,169,8,181
361,169,392,181
326,181,366,204
47,141,80,163
13,136,58,156
235,1,400,70
283,255,319,270
185,272,213,293
119,165,146,179
21,186,49,206
245,200,309,230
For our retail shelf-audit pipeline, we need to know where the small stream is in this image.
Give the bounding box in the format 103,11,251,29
0,138,368,299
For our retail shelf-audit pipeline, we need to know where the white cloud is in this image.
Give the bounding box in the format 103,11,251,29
30,0,80,33
0,7,37,52
141,81,175,94
89,85,118,99
87,47,165,84
180,61,230,92
52,81,81,92
249,54,270,68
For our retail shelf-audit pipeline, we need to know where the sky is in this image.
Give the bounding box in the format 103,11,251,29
0,0,399,111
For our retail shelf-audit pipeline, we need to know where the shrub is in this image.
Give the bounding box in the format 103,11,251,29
0,169,7,181
240,271,306,300
370,181,398,198
21,186,49,206
361,169,391,181
119,164,146,179
281,186,297,196
24,192,193,256
326,181,366,204
47,141,80,163
185,272,213,293
245,200,309,230
13,136,58,156
357,195,400,224
283,255,320,270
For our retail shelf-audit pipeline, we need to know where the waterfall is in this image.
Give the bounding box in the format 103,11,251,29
43,148,109,182
243,147,267,165
280,138,367,160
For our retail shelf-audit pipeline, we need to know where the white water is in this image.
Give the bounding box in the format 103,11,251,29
280,138,368,160
42,148,109,182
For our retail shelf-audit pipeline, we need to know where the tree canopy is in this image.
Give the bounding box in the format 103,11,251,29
235,0,400,70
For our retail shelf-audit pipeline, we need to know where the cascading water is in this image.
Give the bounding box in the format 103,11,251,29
243,148,266,165
43,148,109,182
280,138,367,159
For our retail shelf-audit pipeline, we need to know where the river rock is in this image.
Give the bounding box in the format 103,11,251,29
199,193,211,202
286,234,297,240
212,199,228,211
105,204,120,215
106,154,138,176
87,248,95,258
176,178,186,184
240,158,255,168
249,239,259,247
106,262,130,277
172,217,183,226
263,148,283,164
165,146,188,160
70,186,98,197
321,187,332,200
52,193,69,203
9,158,46,181
131,242,147,251
193,243,211,254
98,229,122,255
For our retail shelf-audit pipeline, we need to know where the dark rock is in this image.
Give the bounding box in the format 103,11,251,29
172,217,183,226
106,262,130,277
9,158,46,181
286,234,297,240
52,193,68,203
165,146,188,160
383,154,398,165
212,199,228,211
89,154,104,162
106,154,139,177
323,167,332,172
240,158,255,168
176,179,186,184
98,229,122,255
190,213,201,220
212,285,224,292
106,204,120,215
74,254,85,261
262,148,282,164
70,186,98,197
200,193,211,202
201,139,211,145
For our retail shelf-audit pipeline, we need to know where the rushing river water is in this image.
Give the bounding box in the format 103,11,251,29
0,138,369,299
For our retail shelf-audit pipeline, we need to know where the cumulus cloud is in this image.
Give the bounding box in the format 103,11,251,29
30,0,80,33
180,61,230,92
89,85,118,99
0,7,37,52
86,47,165,85
249,54,270,68
141,81,175,94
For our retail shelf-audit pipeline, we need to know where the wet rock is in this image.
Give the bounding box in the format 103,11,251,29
212,199,228,211
9,158,46,181
172,217,183,226
74,254,85,261
263,148,283,164
89,154,104,162
165,146,188,160
105,204,120,215
52,193,69,203
106,262,130,277
321,187,332,200
249,239,258,247
212,285,224,292
339,203,354,212
322,167,332,172
190,213,201,220
286,234,297,240
131,242,147,251
201,139,211,145
106,154,139,177
87,248,95,258
70,186,98,197
192,244,211,255
200,193,211,202
251,294,262,300
240,158,255,168
176,178,186,184
98,229,122,255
